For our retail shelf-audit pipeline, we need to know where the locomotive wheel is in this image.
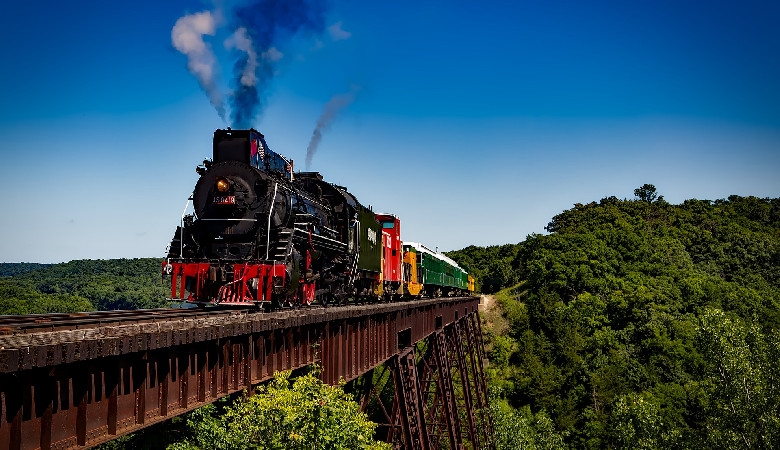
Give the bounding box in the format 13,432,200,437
319,292,330,307
272,295,293,309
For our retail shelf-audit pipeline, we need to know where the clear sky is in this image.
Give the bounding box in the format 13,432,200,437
1,0,778,263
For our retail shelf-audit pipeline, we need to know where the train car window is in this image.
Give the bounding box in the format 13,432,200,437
382,222,395,229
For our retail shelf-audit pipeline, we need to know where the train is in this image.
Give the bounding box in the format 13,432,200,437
163,128,474,307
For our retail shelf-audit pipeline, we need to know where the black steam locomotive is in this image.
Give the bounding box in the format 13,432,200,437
163,128,472,308
164,128,383,307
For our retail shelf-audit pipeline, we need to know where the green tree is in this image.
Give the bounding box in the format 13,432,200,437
695,308,780,449
489,394,566,450
633,184,663,203
169,370,390,450
482,260,515,294
448,244,522,293
607,392,681,449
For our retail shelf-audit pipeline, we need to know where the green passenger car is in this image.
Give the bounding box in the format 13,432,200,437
403,242,469,295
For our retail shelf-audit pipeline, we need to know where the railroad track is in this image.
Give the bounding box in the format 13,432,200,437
0,307,251,335
0,297,433,338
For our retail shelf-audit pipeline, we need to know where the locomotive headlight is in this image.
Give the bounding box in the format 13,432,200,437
216,177,230,192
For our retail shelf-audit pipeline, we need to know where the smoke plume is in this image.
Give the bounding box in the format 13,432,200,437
171,11,225,120
224,28,258,87
229,0,327,128
327,21,351,41
305,85,361,170
172,1,342,128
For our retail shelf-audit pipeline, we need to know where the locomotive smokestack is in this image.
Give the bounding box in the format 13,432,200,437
305,85,361,170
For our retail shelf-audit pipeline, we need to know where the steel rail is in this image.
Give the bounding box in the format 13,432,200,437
0,308,245,335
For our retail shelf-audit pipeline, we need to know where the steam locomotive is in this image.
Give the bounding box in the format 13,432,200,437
163,128,473,307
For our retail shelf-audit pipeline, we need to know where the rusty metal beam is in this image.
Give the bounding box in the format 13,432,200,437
466,313,494,447
349,312,494,450
0,297,479,449
426,331,462,449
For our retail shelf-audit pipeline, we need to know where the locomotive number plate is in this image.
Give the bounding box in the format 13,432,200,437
213,196,236,205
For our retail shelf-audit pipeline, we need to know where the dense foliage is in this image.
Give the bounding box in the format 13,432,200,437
167,370,390,450
0,258,169,314
446,244,519,293
460,191,780,448
0,281,94,314
0,263,53,277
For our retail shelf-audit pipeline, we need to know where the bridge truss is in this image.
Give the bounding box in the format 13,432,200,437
0,297,492,449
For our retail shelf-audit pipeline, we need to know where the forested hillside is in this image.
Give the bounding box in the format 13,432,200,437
0,258,169,314
449,188,780,449
0,263,53,277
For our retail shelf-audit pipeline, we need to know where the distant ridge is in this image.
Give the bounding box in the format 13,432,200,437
0,263,54,278
1,258,168,313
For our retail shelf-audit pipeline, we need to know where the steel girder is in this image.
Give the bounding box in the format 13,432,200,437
0,297,479,449
354,311,494,450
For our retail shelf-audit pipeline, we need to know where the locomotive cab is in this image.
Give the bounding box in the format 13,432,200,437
212,128,293,180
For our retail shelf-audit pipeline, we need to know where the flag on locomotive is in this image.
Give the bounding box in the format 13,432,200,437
163,128,473,308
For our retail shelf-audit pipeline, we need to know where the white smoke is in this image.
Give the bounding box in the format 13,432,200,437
171,11,225,119
327,21,352,41
224,27,258,87
263,47,284,62
305,85,362,170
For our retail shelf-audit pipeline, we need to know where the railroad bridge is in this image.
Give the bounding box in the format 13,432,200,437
0,297,492,449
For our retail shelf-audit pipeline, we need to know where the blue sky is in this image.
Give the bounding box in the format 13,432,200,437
1,0,778,263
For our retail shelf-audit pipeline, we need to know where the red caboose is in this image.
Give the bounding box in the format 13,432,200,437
375,213,403,298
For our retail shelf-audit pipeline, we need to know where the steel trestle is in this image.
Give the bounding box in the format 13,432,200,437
0,297,490,449
353,310,494,450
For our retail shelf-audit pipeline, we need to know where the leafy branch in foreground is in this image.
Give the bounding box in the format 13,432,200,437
696,307,780,449
169,370,390,450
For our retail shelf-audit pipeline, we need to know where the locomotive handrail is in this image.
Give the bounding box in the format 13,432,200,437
321,225,338,235
293,228,347,248
199,218,259,221
266,182,278,260
179,197,192,258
